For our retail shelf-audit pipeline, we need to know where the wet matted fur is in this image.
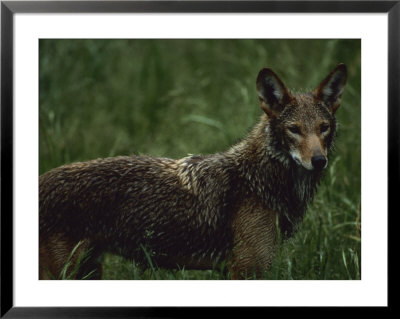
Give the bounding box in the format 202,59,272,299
39,64,347,279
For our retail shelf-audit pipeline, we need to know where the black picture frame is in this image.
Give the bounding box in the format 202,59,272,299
1,1,395,317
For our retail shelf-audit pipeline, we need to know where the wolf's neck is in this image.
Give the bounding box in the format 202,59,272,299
226,116,320,237
227,116,286,175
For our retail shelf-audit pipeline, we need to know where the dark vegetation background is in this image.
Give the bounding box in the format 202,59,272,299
39,39,361,279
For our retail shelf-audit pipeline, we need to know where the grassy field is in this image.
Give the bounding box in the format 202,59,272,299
39,39,361,280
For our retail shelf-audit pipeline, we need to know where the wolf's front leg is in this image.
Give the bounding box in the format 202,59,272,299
229,201,277,279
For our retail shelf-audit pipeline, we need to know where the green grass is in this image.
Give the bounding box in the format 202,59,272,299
39,39,361,280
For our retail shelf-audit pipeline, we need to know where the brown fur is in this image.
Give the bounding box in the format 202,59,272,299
39,64,347,279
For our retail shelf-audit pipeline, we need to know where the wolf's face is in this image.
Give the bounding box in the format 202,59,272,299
257,64,347,171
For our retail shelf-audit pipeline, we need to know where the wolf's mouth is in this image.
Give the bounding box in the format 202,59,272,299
293,157,302,166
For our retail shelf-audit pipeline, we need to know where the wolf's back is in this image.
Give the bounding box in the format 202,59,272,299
39,155,232,264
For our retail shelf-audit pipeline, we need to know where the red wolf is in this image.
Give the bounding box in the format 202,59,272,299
39,64,347,279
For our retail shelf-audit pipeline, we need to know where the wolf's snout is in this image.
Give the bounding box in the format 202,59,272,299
311,155,327,170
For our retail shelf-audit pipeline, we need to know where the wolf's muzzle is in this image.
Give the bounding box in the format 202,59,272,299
311,155,327,170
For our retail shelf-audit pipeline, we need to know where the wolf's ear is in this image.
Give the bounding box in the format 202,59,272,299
315,63,347,114
256,68,292,117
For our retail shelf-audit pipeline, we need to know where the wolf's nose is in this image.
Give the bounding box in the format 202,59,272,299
311,155,327,170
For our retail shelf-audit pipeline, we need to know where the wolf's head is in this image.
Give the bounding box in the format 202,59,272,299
256,64,347,171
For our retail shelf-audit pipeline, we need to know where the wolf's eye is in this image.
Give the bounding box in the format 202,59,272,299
320,123,330,133
288,125,301,135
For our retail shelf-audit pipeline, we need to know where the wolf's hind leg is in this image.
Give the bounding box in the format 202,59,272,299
39,234,102,280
